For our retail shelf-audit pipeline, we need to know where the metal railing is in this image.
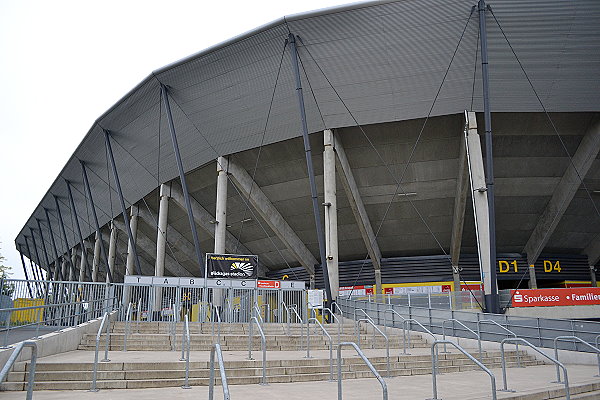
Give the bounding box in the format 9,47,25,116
122,302,133,351
322,307,341,343
281,301,291,335
208,343,230,400
289,305,305,350
478,319,521,367
90,312,111,392
0,341,38,400
247,316,267,385
337,342,387,400
553,336,600,382
181,314,191,389
430,340,496,400
402,318,436,355
501,338,569,398
357,318,390,377
211,305,222,345
306,317,334,380
442,318,482,360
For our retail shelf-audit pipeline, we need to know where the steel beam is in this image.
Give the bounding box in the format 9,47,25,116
287,33,331,303
524,118,600,265
53,195,76,282
450,123,469,291
103,129,142,276
160,85,205,275
113,218,193,277
66,180,92,281
464,111,493,305
80,161,114,283
35,219,52,278
43,208,65,281
223,157,317,275
169,181,253,255
333,133,382,289
18,246,34,297
23,237,42,296
28,228,45,282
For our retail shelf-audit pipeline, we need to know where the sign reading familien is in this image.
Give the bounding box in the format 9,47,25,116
206,253,258,279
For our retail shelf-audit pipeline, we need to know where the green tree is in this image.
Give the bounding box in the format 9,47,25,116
0,249,14,296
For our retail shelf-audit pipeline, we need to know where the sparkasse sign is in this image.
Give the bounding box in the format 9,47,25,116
511,287,600,307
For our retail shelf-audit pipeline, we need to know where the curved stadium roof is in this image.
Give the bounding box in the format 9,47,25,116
15,0,600,276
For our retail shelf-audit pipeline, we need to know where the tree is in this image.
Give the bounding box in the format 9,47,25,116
0,249,14,296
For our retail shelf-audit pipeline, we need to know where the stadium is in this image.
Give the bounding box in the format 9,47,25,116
13,0,600,312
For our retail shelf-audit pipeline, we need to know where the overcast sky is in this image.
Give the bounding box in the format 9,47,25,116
0,0,353,280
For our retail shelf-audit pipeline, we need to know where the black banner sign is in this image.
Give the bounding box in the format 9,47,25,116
206,253,258,279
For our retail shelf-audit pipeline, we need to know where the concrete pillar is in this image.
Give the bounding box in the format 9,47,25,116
61,258,69,282
323,130,339,301
106,221,117,283
464,111,494,298
214,157,228,254
155,184,170,310
125,205,139,276
78,241,87,283
451,121,469,293
92,232,101,282
528,264,538,289
591,266,598,287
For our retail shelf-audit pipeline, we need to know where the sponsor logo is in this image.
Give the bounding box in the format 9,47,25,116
230,262,254,277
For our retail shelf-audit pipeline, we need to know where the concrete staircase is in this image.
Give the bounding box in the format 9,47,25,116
0,321,547,391
2,350,539,391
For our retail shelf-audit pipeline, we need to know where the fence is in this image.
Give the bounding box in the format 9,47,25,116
339,298,600,353
344,290,484,311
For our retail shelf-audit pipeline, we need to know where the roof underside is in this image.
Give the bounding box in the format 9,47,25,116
15,0,600,270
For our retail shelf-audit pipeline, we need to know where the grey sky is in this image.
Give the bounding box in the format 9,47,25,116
0,0,351,279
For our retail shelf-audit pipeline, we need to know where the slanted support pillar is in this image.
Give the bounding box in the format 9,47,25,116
44,208,64,282
215,157,228,254
18,247,34,298
333,134,383,294
78,241,87,283
323,130,339,301
155,184,170,310
66,180,93,281
92,232,101,282
464,111,495,309
528,264,538,289
70,248,77,282
125,205,139,277
451,122,469,292
106,221,117,283
53,196,75,282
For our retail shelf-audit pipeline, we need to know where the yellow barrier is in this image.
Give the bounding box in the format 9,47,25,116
11,298,44,324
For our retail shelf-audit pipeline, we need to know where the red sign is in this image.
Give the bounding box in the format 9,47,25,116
257,280,280,289
511,288,600,307
461,283,483,291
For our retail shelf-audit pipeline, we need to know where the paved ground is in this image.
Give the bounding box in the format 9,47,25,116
2,362,598,399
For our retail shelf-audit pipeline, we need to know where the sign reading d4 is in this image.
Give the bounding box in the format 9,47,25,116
543,260,562,273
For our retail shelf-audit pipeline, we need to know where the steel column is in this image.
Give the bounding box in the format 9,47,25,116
43,208,65,282
35,219,52,278
23,237,42,296
18,247,34,298
66,180,92,281
80,161,113,283
28,229,45,282
160,85,205,275
91,232,101,282
103,129,142,276
53,195,76,282
125,205,139,277
287,33,332,304
478,0,499,313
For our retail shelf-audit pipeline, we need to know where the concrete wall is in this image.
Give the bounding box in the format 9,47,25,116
0,311,117,369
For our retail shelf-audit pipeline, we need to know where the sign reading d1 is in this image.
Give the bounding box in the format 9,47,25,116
206,253,258,279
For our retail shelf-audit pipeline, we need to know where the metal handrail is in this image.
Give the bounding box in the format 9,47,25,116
442,318,482,360
478,319,521,367
357,318,390,377
211,305,222,345
306,317,334,381
337,342,387,400
0,341,38,400
181,314,191,389
553,336,600,382
289,305,305,350
253,304,264,325
353,308,374,333
280,301,291,334
430,340,496,400
90,312,111,392
501,338,569,398
259,303,270,323
332,302,344,319
383,308,406,333
402,318,436,355
208,343,230,400
247,316,267,385
123,302,133,351
322,307,341,343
